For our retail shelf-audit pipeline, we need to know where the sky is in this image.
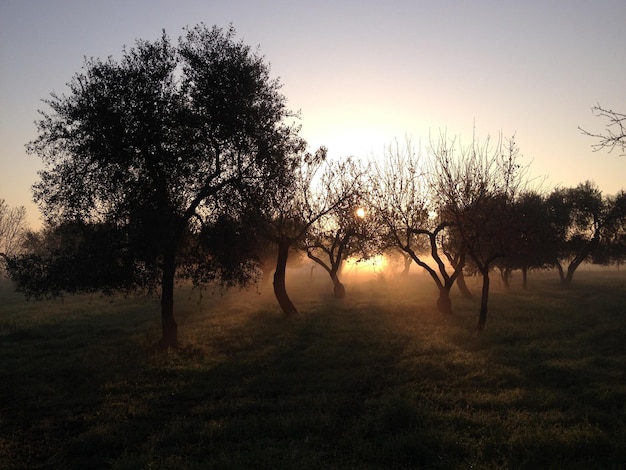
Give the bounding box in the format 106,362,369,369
1,0,625,229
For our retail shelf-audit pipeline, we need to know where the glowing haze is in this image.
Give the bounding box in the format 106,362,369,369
1,0,625,229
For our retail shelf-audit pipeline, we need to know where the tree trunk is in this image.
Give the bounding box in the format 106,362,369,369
273,240,298,316
436,287,452,314
555,261,565,283
331,272,346,299
476,270,490,331
564,254,590,284
521,266,528,290
560,236,598,285
500,267,511,290
158,248,178,350
401,255,411,276
455,268,473,298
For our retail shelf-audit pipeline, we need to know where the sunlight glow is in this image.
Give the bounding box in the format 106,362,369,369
355,207,366,219
344,255,388,277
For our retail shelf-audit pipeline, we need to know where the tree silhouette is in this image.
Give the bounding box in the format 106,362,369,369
495,191,555,289
251,149,359,315
368,138,464,315
24,25,302,349
302,158,370,298
0,200,27,276
430,132,527,330
547,182,620,284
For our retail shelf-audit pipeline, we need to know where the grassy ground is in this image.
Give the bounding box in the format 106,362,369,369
1,268,625,469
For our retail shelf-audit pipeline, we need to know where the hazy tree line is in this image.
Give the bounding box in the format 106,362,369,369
2,25,625,348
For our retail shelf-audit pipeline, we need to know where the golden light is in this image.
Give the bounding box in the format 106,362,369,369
355,207,366,218
344,255,388,277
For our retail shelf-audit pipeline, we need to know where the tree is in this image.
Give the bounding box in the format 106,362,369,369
495,191,555,289
0,200,28,276
302,159,371,298
547,183,626,283
23,25,302,349
430,132,528,330
580,104,626,156
593,190,626,269
369,138,464,315
546,182,608,284
6,221,138,298
253,149,359,315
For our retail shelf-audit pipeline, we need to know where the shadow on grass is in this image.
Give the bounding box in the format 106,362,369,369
2,271,625,469
1,278,451,469
442,271,626,469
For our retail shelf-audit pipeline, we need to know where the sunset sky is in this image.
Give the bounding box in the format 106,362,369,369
1,0,625,228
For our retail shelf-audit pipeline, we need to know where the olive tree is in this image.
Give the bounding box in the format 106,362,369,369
598,190,626,268
302,159,371,298
430,132,528,330
368,138,464,315
252,149,360,315
495,191,555,289
547,182,622,284
23,25,302,349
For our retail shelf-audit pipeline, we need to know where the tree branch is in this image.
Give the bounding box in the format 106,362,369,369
579,104,626,156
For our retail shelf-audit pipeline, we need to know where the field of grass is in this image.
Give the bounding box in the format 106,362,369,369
1,268,625,469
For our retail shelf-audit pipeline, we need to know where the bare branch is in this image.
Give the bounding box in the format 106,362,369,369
579,104,626,156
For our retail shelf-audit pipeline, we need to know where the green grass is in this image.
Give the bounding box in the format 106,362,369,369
1,268,625,469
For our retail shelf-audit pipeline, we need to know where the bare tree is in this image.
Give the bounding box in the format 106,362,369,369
0,199,28,275
254,149,360,315
303,159,372,298
579,104,626,156
430,132,528,330
368,138,464,315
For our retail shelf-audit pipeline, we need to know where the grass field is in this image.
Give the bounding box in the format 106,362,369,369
1,267,625,469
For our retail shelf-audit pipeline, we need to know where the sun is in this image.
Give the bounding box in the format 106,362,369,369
355,207,366,218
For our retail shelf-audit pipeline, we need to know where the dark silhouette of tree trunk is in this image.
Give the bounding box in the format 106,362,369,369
401,253,412,276
273,239,298,316
476,267,490,331
499,267,512,289
159,247,178,350
561,237,600,284
401,231,462,315
557,232,600,285
455,269,472,298
444,249,472,298
330,272,346,298
521,265,528,290
307,251,346,299
436,288,453,314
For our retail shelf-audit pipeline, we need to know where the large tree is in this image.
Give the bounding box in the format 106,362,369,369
24,25,302,349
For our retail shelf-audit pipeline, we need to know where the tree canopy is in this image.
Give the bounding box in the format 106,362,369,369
23,24,304,349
